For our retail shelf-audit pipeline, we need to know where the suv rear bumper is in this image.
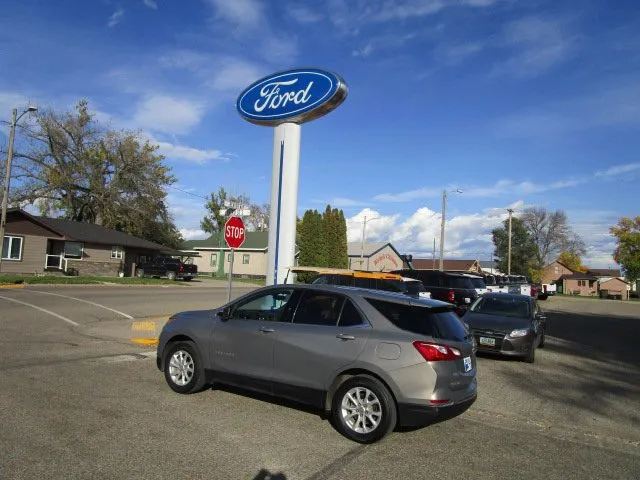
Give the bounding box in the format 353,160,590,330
398,392,476,427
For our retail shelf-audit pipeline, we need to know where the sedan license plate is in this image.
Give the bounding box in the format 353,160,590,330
479,336,496,346
463,356,472,372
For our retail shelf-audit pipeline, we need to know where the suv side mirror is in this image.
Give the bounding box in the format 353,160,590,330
217,307,231,321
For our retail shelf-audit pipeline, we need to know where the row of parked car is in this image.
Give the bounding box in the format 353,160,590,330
155,266,546,445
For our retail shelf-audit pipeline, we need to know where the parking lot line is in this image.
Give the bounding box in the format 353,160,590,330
26,290,134,319
0,295,79,327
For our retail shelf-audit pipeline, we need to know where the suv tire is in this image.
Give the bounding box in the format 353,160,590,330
163,341,206,394
331,375,397,444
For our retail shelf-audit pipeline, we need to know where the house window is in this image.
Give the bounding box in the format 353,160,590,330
243,254,250,265
578,280,586,287
210,253,218,267
64,242,84,259
554,266,559,274
1,235,23,261
111,246,124,259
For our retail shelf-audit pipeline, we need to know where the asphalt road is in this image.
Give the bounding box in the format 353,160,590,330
1,285,639,480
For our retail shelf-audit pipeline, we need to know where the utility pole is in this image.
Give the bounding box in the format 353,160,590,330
1,106,37,273
507,208,514,275
432,237,436,270
439,190,446,271
360,215,367,267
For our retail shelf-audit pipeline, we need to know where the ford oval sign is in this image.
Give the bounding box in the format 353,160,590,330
237,68,348,126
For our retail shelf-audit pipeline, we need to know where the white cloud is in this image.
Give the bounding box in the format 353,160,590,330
143,0,157,9
346,205,509,259
438,42,483,65
155,139,229,164
207,0,264,28
329,0,499,29
107,8,124,28
374,187,441,202
288,5,324,23
180,228,208,240
595,162,640,178
132,96,203,134
206,58,264,92
493,16,574,77
352,43,374,57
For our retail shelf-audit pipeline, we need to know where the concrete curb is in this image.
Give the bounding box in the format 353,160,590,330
0,283,25,289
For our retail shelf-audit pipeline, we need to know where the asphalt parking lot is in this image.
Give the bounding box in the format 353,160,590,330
1,284,639,479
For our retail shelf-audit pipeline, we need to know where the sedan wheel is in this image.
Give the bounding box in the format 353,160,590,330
332,376,396,443
163,341,206,394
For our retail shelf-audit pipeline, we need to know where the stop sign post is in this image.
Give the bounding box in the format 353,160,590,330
224,217,246,301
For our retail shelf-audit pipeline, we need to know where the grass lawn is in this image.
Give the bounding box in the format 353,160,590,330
0,275,183,286
207,275,266,286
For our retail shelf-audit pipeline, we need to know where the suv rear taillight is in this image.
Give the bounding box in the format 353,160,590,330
447,290,455,302
413,341,462,361
180,264,184,272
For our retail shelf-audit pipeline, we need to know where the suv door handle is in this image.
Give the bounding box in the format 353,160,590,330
336,333,355,341
260,327,275,333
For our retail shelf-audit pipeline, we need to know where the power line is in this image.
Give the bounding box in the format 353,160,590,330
166,184,208,200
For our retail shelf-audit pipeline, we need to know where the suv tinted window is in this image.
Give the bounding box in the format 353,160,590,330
293,292,344,326
366,299,467,341
468,277,486,289
404,281,426,295
339,299,365,327
446,276,475,289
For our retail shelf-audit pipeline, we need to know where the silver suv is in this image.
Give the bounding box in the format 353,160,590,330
157,284,477,443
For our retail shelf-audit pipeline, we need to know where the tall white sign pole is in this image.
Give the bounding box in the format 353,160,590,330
266,123,301,286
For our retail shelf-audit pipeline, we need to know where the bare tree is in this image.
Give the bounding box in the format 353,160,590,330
521,207,585,268
2,100,182,248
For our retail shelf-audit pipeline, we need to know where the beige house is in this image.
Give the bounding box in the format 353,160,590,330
541,260,575,285
347,242,403,272
182,232,270,278
559,273,598,296
1,208,181,276
598,277,630,300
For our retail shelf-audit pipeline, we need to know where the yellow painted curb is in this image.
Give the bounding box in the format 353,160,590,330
0,283,25,289
131,337,159,347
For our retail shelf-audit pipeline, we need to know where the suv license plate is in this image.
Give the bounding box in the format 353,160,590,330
479,337,496,346
463,356,472,372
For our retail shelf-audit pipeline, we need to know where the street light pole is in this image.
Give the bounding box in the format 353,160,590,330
360,215,381,269
0,106,37,273
507,208,514,275
439,190,446,271
439,188,462,272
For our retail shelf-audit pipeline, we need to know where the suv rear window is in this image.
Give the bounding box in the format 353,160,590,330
447,276,476,289
468,277,486,289
365,299,467,341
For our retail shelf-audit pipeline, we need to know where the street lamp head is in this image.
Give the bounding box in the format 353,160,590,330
25,106,38,113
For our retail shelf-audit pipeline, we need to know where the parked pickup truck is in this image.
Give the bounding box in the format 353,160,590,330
135,257,197,281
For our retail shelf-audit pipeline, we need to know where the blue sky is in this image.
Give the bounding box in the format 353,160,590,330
1,0,639,268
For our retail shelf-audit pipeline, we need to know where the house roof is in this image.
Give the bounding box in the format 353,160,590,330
587,268,622,277
182,231,269,250
406,259,480,271
546,260,576,273
7,208,181,255
558,273,597,281
347,242,389,257
598,276,629,285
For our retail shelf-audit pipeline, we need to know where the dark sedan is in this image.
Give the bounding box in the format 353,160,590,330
462,293,547,363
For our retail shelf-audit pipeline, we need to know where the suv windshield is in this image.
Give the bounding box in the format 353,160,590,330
366,298,468,341
470,296,531,319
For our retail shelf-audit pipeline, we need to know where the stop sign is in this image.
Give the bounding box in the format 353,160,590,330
224,216,246,249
